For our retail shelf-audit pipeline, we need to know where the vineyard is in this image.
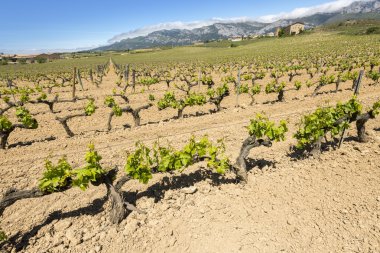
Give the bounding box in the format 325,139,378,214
0,32,380,252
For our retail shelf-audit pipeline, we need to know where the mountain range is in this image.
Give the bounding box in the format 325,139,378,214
94,0,380,51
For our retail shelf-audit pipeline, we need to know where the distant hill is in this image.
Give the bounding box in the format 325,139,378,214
94,0,380,51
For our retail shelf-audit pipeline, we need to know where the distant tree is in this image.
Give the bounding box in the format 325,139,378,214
366,27,380,35
18,58,27,64
278,28,285,37
0,59,8,65
35,57,47,64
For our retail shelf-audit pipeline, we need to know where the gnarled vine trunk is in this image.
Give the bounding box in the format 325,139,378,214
309,136,323,157
0,124,31,149
0,170,138,226
233,136,272,182
130,104,153,127
209,91,229,112
306,109,376,156
0,132,10,150
335,77,341,93
104,177,127,224
107,104,153,130
355,112,374,143
177,108,184,118
278,90,285,102
356,118,369,143
56,113,87,137
0,188,45,217
312,84,323,97
249,95,256,106
30,95,59,113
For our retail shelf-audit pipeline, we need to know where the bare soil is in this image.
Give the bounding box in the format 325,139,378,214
1,65,380,253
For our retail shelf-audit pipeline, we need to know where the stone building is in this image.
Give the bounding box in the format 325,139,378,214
229,36,243,42
284,22,305,35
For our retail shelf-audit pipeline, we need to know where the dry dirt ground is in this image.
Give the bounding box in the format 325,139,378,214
1,64,380,253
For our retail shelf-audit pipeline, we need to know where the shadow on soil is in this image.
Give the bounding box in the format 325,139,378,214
6,197,107,251
287,136,365,160
287,139,339,160
134,169,236,203
8,136,56,149
245,158,277,171
4,158,274,251
144,108,225,126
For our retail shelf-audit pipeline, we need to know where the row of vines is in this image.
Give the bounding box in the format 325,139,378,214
1,40,380,249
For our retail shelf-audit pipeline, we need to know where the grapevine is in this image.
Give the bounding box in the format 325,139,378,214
0,107,38,149
234,113,288,182
294,97,379,155
0,229,6,243
125,135,230,183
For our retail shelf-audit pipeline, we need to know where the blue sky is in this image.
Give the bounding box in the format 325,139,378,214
0,0,359,53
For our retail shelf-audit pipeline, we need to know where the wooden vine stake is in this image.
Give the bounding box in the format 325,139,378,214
132,69,136,93
7,79,16,103
338,69,364,148
235,67,241,107
123,64,129,92
72,67,77,100
89,69,94,86
77,68,84,91
198,68,202,91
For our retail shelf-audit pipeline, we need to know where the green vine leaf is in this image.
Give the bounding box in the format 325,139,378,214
247,113,288,141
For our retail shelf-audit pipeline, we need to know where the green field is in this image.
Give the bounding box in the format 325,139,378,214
111,33,380,64
1,22,380,77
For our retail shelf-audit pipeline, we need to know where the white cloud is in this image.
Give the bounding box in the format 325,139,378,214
109,0,370,43
258,0,368,22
